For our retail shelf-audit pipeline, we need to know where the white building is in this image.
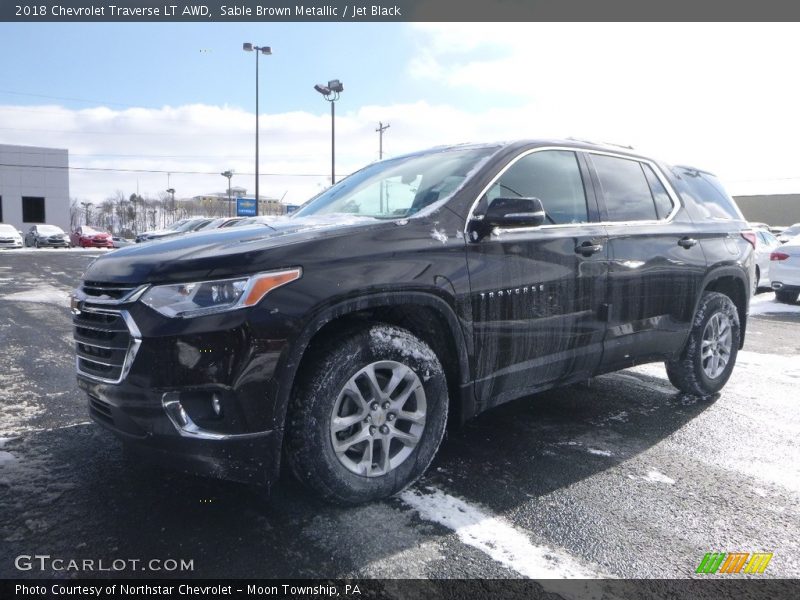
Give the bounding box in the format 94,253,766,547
0,144,70,233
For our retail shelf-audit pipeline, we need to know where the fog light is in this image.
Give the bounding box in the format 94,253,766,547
211,394,222,416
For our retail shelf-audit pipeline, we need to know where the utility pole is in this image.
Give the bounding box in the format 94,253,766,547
376,121,390,159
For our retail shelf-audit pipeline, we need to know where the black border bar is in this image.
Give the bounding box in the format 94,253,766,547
2,579,800,600
4,1,800,22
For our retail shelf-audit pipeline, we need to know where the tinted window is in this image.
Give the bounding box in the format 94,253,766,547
642,165,675,219
671,168,742,221
22,197,45,223
486,150,588,224
592,155,659,221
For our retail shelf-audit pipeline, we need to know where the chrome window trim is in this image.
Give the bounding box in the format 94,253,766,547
463,146,684,237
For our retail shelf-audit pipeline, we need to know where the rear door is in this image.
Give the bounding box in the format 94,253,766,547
466,148,609,407
585,152,707,370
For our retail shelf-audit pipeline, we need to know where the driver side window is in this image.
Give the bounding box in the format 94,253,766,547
487,150,589,225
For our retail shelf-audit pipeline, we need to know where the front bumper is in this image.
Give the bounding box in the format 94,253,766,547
72,291,292,487
37,238,70,247
82,239,114,247
79,378,280,485
0,240,22,248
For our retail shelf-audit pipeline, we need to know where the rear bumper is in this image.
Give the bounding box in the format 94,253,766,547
771,282,800,294
79,377,282,486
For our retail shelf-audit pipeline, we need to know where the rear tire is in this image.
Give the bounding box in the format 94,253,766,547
665,292,740,397
776,290,798,304
285,324,448,505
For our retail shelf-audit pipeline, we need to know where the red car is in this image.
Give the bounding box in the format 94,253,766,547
70,226,114,248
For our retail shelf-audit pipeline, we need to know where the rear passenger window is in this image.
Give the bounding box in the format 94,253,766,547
591,154,663,222
672,168,743,221
642,165,675,219
486,150,589,224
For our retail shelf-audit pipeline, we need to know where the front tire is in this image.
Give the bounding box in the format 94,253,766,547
285,324,448,505
666,291,740,397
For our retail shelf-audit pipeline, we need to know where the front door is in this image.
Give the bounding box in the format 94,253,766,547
465,149,609,408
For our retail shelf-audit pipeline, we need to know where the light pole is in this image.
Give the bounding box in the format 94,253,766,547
221,170,234,217
314,79,343,185
80,201,93,226
243,42,272,216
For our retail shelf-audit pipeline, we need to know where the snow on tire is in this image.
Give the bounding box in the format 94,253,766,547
285,324,448,505
666,291,740,397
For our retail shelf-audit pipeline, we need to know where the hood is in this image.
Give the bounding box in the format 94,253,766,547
83,214,386,284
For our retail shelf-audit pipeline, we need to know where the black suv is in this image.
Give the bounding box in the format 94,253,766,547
72,140,754,504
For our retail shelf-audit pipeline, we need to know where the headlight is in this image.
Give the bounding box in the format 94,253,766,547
140,268,302,318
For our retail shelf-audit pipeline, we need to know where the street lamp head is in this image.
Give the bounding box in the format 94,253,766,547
260,46,272,55
328,79,344,93
166,188,175,194
243,42,253,52
314,84,331,96
221,170,233,178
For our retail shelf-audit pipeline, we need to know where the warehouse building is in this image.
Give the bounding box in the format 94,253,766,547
0,143,70,233
733,194,800,227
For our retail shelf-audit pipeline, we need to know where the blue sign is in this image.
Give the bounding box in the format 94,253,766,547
237,198,256,217
285,204,300,214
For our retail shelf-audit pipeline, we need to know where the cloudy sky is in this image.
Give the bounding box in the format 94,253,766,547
1,22,800,204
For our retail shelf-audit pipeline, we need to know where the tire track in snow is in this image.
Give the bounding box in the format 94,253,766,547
400,486,606,586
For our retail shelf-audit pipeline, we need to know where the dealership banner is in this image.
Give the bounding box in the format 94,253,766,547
3,0,800,21
2,579,799,599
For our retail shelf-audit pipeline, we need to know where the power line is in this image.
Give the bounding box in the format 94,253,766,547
0,162,332,178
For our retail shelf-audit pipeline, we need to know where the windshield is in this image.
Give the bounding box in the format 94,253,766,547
38,225,64,235
294,146,500,219
81,227,101,235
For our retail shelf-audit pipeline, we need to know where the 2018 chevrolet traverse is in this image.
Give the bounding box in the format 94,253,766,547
72,139,754,504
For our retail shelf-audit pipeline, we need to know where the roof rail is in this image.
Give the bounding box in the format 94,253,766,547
566,137,634,150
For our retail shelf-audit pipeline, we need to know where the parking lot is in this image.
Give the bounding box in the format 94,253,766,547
1,249,799,581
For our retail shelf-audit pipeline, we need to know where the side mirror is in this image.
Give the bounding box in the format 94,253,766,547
483,197,546,228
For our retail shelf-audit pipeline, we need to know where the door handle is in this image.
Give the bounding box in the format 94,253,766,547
575,241,604,256
678,237,698,249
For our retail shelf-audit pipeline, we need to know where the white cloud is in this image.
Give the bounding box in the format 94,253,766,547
4,23,800,204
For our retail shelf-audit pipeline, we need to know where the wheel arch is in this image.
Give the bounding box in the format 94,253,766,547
273,291,474,438
696,267,750,349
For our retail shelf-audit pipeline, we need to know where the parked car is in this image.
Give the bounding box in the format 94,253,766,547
231,215,280,227
135,218,212,243
111,237,134,248
71,225,113,248
0,223,23,249
196,217,245,231
71,139,754,504
25,224,70,248
770,240,800,303
753,229,782,291
749,222,771,231
777,223,800,244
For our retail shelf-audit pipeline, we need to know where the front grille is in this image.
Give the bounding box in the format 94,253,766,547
73,304,140,384
82,281,140,301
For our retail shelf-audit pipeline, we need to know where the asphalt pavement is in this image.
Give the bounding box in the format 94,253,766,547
1,249,799,584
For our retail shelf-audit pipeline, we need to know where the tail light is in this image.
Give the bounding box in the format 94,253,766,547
771,251,790,261
741,231,757,249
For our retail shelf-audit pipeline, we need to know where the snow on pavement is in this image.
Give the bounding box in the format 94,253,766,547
401,486,605,584
749,292,800,315
0,284,70,305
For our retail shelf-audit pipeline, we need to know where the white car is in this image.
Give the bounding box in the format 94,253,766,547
770,239,800,303
753,229,782,291
777,222,800,244
111,236,133,248
0,223,23,248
